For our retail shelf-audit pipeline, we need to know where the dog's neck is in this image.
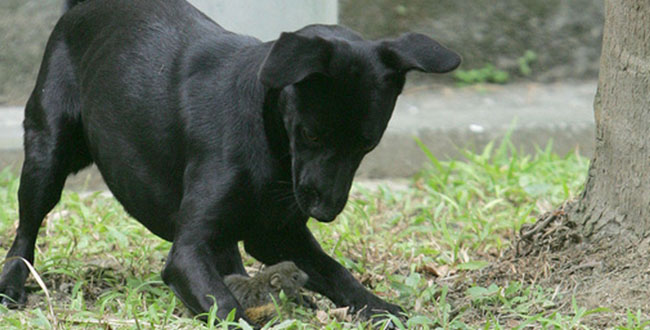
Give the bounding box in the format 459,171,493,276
262,88,289,159
217,39,292,169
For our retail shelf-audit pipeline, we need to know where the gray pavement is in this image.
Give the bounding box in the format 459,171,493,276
0,80,597,189
360,80,597,177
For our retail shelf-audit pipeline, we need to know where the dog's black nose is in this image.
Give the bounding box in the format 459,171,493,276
309,205,338,222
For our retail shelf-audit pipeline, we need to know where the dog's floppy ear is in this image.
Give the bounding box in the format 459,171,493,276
380,33,461,73
258,32,332,89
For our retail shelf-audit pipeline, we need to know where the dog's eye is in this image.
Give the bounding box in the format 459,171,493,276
301,127,319,143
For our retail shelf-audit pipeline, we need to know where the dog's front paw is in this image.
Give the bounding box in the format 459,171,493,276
378,301,404,316
352,300,405,321
366,303,407,330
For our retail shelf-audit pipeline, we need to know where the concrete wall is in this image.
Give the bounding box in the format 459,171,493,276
0,0,603,105
188,0,337,41
340,0,604,82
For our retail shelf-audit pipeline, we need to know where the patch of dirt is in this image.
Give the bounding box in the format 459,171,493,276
446,201,650,327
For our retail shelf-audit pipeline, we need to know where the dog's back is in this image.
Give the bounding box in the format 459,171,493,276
24,0,262,239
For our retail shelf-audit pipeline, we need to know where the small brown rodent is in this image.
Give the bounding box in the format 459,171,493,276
224,261,309,323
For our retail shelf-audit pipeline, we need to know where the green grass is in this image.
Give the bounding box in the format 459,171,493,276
453,64,510,86
0,137,641,329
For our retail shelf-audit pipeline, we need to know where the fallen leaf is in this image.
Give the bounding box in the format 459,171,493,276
316,310,329,324
416,264,454,277
330,307,350,322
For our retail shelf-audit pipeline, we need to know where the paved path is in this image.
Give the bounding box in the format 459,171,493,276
361,80,596,177
0,80,597,189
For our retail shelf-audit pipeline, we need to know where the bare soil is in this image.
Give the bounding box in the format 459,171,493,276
448,201,650,327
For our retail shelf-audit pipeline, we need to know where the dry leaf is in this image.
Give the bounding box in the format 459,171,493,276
460,249,470,263
417,264,454,277
330,307,350,322
416,264,439,276
316,310,329,324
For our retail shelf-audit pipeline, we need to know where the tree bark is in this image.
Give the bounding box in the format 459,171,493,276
573,0,650,245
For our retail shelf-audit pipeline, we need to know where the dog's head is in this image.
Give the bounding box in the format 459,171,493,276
259,25,460,222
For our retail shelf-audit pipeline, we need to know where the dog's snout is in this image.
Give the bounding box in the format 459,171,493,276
307,191,348,223
308,205,337,222
305,186,319,200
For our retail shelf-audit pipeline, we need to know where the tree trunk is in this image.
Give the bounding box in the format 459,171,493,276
489,1,650,320
573,0,650,246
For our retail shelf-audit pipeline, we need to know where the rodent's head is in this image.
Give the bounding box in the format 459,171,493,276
267,261,309,297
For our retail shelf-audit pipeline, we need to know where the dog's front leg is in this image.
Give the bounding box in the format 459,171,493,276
162,240,250,322
161,169,252,323
245,225,403,319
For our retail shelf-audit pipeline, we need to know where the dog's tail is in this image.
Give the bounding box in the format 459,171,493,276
64,0,86,11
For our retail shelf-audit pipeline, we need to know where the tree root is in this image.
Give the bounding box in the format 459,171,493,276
516,202,583,257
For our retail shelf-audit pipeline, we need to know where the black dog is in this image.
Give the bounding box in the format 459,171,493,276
0,0,460,323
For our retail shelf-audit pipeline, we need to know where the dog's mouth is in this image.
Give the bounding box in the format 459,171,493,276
294,187,341,222
307,205,338,222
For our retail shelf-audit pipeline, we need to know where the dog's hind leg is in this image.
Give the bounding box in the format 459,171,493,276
0,44,91,306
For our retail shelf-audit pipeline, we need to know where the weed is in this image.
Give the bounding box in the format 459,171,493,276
453,64,509,85
517,50,538,77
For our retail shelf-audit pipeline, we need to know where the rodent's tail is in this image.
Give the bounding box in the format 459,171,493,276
64,0,86,11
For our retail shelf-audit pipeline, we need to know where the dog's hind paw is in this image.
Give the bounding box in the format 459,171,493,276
0,285,27,308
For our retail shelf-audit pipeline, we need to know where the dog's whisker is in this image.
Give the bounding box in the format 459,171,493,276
274,194,296,205
275,180,292,185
